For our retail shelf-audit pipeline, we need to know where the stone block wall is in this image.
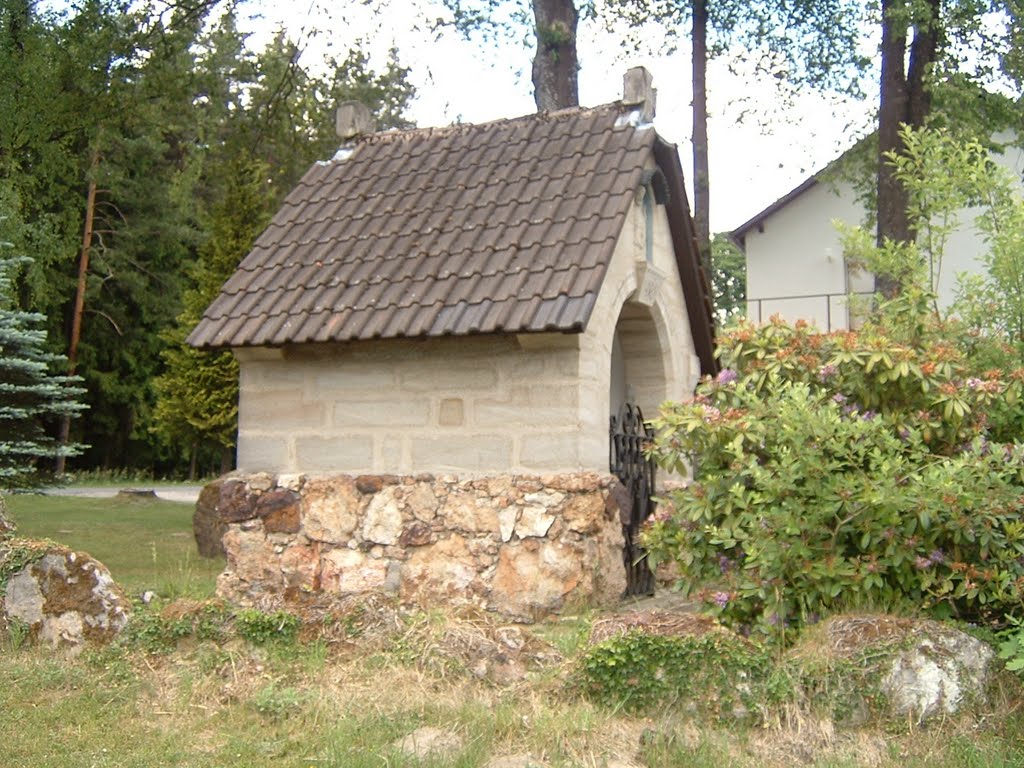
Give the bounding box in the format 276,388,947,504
206,471,628,621
234,334,585,476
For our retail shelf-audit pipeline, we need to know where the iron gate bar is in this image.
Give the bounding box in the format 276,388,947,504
609,402,656,597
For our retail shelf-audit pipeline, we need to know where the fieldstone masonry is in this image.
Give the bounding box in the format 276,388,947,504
208,472,628,620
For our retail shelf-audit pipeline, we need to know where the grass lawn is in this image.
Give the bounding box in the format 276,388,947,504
4,492,223,597
2,494,1024,767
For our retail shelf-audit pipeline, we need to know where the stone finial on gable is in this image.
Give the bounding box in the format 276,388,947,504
336,101,376,140
622,66,656,123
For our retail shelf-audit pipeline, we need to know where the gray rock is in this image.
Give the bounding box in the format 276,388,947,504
881,625,994,723
2,539,130,654
361,486,403,545
815,614,996,726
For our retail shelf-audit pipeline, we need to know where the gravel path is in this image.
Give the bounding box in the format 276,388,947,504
43,485,203,504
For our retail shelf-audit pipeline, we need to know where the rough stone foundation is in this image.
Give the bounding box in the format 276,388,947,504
207,472,628,621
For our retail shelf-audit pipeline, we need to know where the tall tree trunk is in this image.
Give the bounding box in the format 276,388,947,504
56,143,99,476
692,0,711,274
907,0,939,128
875,0,940,298
531,0,579,111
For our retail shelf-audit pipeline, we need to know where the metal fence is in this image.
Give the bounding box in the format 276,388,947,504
746,291,875,332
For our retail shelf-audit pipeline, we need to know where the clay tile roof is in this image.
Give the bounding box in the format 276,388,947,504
188,102,716,373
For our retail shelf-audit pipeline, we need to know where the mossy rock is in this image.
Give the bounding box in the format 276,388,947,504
785,614,995,726
1,537,130,653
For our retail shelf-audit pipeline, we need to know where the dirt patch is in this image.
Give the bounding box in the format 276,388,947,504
590,609,724,644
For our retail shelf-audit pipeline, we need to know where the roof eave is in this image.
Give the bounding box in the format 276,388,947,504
653,137,718,377
728,175,820,248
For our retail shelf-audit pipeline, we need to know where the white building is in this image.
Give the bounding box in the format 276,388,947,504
731,136,1024,330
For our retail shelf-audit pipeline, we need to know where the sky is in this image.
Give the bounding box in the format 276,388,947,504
235,0,878,233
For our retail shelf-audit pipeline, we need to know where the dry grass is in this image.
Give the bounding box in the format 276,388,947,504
3,491,1023,767
4,602,1024,768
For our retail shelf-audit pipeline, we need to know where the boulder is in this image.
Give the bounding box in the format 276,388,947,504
360,486,403,545
302,476,361,544
193,479,228,558
489,539,584,620
1,538,130,653
881,623,993,723
256,488,301,534
811,614,995,725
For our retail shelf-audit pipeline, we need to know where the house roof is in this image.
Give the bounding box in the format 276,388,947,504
728,175,820,249
188,101,716,373
728,133,878,249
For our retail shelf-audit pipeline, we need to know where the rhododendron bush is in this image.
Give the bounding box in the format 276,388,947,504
643,317,1024,640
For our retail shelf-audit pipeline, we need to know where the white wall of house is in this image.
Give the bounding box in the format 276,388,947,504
742,140,1024,330
744,181,870,330
232,169,699,477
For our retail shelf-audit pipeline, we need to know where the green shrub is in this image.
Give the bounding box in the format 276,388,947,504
998,617,1024,675
123,601,230,653
251,682,311,721
235,608,300,645
645,319,1024,641
573,630,774,718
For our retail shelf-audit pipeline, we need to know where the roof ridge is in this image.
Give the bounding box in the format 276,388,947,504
342,101,626,150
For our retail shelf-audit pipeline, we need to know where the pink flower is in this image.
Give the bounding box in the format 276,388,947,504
702,406,722,422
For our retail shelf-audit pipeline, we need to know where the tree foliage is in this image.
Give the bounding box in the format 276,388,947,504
873,0,1023,293
604,0,868,271
151,158,271,478
709,234,744,324
440,0,580,109
0,239,85,488
0,3,415,476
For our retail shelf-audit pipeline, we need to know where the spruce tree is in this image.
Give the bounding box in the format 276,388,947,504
152,157,271,478
0,246,85,488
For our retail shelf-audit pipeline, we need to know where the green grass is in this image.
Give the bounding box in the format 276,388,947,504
2,635,1023,768
4,493,223,597
3,492,1024,767
62,467,214,486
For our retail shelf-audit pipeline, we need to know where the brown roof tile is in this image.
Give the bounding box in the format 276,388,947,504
188,102,716,373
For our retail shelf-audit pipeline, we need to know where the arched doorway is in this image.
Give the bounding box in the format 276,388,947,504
608,299,671,596
609,300,669,420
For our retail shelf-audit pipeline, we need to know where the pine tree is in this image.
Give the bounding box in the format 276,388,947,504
0,246,85,488
151,158,271,478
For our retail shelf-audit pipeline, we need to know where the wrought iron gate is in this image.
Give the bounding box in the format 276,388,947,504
609,402,656,596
